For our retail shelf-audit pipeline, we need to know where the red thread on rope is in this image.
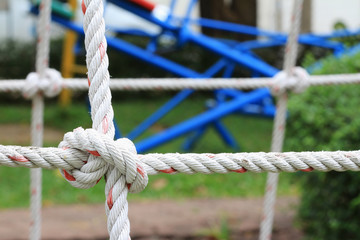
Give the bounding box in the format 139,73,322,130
231,168,247,173
107,187,114,210
63,170,76,181
9,155,29,163
87,150,101,156
300,167,314,172
87,77,90,87
96,177,102,184
136,163,146,178
159,168,176,174
81,0,86,14
99,43,106,60
102,115,109,134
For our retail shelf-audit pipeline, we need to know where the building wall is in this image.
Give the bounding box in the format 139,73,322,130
0,0,359,41
257,0,360,33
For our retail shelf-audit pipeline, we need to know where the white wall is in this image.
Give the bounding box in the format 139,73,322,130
312,0,360,33
257,0,360,33
0,0,199,41
0,0,35,41
1,0,360,41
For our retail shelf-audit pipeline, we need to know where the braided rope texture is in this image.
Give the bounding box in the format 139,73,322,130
1,135,360,173
30,0,52,239
0,0,359,239
1,73,360,92
260,0,304,239
80,0,142,238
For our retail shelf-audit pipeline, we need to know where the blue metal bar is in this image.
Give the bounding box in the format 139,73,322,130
127,89,195,139
193,18,286,40
212,120,240,151
223,61,235,78
135,89,269,153
305,28,360,39
235,39,285,51
168,0,177,16
107,36,203,77
46,13,204,78
203,59,227,76
181,124,207,151
183,0,198,24
188,33,279,77
128,59,228,140
108,28,155,37
298,35,345,51
184,57,235,151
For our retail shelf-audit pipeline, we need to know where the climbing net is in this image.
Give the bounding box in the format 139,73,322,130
1,0,360,240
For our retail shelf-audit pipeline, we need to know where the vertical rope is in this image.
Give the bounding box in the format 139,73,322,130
81,0,130,239
30,0,51,239
259,0,304,239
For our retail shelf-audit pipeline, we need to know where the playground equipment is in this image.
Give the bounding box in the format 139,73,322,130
30,0,360,154
3,0,360,239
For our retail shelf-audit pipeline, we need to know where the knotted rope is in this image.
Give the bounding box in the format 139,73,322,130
59,127,148,192
80,0,136,238
23,69,62,99
260,0,304,239
271,67,310,96
1,0,358,239
2,141,360,173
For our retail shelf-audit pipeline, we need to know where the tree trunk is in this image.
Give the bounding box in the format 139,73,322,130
199,0,257,41
301,0,312,33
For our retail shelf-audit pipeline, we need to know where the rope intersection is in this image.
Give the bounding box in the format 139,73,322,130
2,72,360,93
2,130,360,174
1,0,359,239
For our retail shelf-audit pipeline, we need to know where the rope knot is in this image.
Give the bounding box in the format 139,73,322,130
23,68,62,99
271,67,309,96
58,127,148,193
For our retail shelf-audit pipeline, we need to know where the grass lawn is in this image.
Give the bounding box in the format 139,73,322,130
0,93,299,208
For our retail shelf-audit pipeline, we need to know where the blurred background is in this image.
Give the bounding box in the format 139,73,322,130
1,0,360,239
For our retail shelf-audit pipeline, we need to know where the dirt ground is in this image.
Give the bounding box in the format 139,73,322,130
0,197,302,240
0,124,303,239
0,123,65,145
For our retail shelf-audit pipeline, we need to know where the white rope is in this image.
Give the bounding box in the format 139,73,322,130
271,67,310,95
1,132,360,173
1,73,360,92
80,0,134,239
23,69,62,99
30,0,52,239
0,0,358,238
260,0,304,239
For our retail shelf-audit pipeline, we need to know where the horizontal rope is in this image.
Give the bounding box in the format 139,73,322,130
1,73,360,92
1,143,360,174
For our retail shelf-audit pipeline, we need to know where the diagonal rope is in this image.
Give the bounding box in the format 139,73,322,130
259,0,304,239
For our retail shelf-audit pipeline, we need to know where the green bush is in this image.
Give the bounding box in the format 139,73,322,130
285,52,360,239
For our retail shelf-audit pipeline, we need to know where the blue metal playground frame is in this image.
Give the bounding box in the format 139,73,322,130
31,0,360,153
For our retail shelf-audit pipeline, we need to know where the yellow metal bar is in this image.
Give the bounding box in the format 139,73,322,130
72,64,88,74
59,0,81,107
